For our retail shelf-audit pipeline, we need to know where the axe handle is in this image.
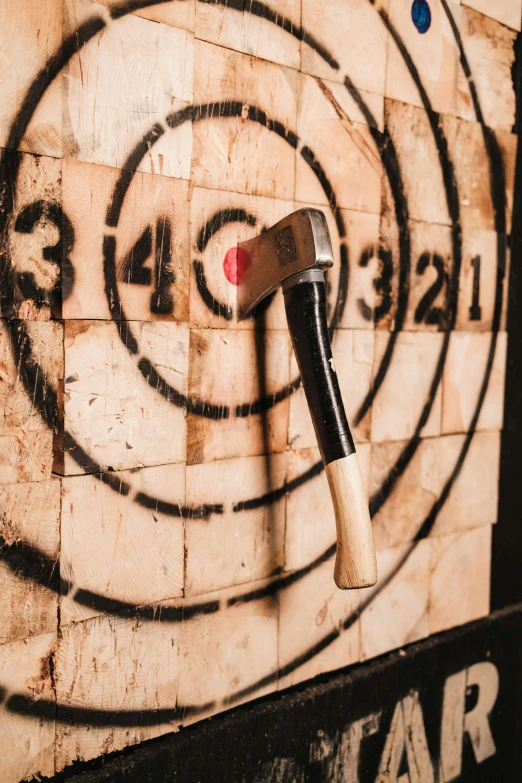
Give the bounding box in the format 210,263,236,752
283,271,377,589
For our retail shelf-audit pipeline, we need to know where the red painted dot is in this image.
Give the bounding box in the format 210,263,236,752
223,247,250,285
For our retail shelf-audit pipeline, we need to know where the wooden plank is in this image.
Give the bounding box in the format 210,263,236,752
187,328,290,465
0,319,62,484
0,478,60,644
458,7,518,131
195,0,301,68
192,40,297,199
0,0,62,157
98,0,196,31
429,525,492,634
370,431,501,550
62,159,190,322
370,436,442,551
402,222,452,333
301,0,389,96
434,431,500,535
449,117,518,232
386,0,460,116
296,73,382,214
63,0,110,38
63,12,193,177
384,99,455,226
3,151,62,320
360,538,432,660
177,577,279,724
60,463,185,626
462,0,522,31
55,613,181,771
60,320,188,474
442,331,507,434
278,557,360,690
185,452,287,595
456,231,510,332
336,209,381,330
0,632,56,783
370,331,444,442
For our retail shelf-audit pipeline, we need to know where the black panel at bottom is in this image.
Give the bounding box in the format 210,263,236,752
51,604,522,783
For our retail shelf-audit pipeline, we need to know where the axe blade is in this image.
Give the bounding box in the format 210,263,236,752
236,208,333,319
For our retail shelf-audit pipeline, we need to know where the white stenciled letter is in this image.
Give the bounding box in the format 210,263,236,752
312,713,381,782
337,713,380,782
440,661,499,782
376,691,434,783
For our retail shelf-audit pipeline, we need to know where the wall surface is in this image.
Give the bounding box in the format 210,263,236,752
0,0,519,780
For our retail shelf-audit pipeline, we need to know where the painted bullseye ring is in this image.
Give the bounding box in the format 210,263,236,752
102,100,353,419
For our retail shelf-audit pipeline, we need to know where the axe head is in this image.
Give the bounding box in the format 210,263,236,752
236,208,334,319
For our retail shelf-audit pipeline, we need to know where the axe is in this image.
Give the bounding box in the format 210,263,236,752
238,208,377,589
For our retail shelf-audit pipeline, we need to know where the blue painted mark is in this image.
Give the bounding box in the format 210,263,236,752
411,0,431,33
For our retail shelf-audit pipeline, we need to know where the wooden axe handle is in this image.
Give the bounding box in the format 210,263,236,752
283,270,377,589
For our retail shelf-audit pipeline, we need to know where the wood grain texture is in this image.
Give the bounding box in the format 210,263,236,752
462,0,522,31
0,0,63,156
192,39,297,199
60,320,188,474
0,478,60,643
0,0,516,777
0,320,62,484
63,12,193,176
296,73,382,214
4,152,63,320
458,7,518,131
386,0,460,116
0,632,56,781
187,329,290,465
185,452,287,595
62,159,190,322
195,0,300,68
301,0,390,95
326,453,377,589
60,463,185,626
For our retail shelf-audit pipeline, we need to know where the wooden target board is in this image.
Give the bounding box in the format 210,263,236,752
0,0,519,779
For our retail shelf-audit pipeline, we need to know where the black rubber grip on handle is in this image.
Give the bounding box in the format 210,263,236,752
283,275,355,466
